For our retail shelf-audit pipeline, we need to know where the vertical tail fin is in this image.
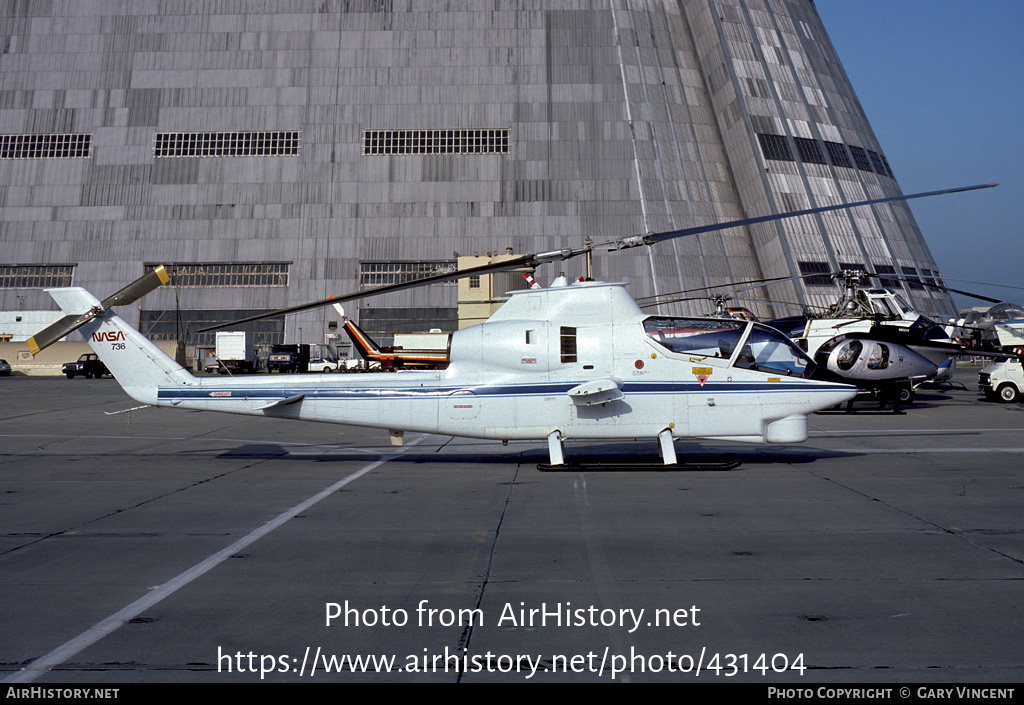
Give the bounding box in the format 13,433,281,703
44,287,195,404
333,303,383,359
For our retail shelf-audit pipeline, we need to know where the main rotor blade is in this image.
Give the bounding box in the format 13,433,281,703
738,296,827,314
727,263,1004,304
200,182,995,333
636,295,717,310
197,254,543,333
939,278,1024,293
633,274,801,303
926,284,1002,304
885,274,1004,304
599,183,997,251
919,280,1002,304
731,273,812,294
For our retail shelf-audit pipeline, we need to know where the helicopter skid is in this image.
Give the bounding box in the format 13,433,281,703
537,453,741,472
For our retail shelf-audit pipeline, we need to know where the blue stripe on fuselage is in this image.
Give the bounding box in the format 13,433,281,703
156,379,849,402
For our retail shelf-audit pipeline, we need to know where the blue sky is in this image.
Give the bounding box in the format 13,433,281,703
814,0,1024,310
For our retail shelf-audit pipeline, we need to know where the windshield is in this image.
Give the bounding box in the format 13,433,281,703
644,317,815,377
911,315,950,342
740,325,815,376
891,292,915,315
643,318,746,358
820,337,891,371
868,297,897,318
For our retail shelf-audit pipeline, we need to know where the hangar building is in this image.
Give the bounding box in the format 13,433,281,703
0,0,954,352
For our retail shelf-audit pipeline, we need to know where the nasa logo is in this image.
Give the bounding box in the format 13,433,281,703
91,331,125,342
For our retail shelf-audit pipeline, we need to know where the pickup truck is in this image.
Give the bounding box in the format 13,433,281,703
62,353,110,379
267,343,310,374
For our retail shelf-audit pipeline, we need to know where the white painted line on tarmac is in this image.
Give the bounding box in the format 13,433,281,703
0,433,389,450
809,428,1024,435
824,447,1024,454
3,435,426,684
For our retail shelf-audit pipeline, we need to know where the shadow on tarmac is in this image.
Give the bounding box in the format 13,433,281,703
215,440,858,470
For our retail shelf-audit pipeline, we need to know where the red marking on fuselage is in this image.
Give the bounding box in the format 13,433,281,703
92,331,125,342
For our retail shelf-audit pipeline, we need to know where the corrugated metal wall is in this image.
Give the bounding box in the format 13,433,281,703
0,1,953,350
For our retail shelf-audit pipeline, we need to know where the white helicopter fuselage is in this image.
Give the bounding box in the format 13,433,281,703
51,281,856,464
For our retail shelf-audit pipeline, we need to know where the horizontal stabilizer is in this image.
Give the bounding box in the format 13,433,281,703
257,394,305,411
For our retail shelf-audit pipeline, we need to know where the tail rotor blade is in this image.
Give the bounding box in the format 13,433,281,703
28,265,172,356
101,265,171,309
26,313,97,356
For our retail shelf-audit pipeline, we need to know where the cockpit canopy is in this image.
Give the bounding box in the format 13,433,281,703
861,289,916,320
642,317,816,377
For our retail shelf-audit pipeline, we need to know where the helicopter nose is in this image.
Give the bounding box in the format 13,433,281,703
808,363,848,385
764,384,856,443
809,383,859,411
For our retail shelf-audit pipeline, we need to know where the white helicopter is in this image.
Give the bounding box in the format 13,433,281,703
27,184,995,466
756,269,1015,405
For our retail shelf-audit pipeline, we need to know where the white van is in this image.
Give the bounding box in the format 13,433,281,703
979,358,1024,403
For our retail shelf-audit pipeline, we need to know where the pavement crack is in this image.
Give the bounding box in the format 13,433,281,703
0,460,272,560
811,472,1024,568
454,459,520,683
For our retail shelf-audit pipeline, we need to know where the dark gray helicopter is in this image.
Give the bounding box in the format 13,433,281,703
742,269,1015,408
632,259,1018,410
